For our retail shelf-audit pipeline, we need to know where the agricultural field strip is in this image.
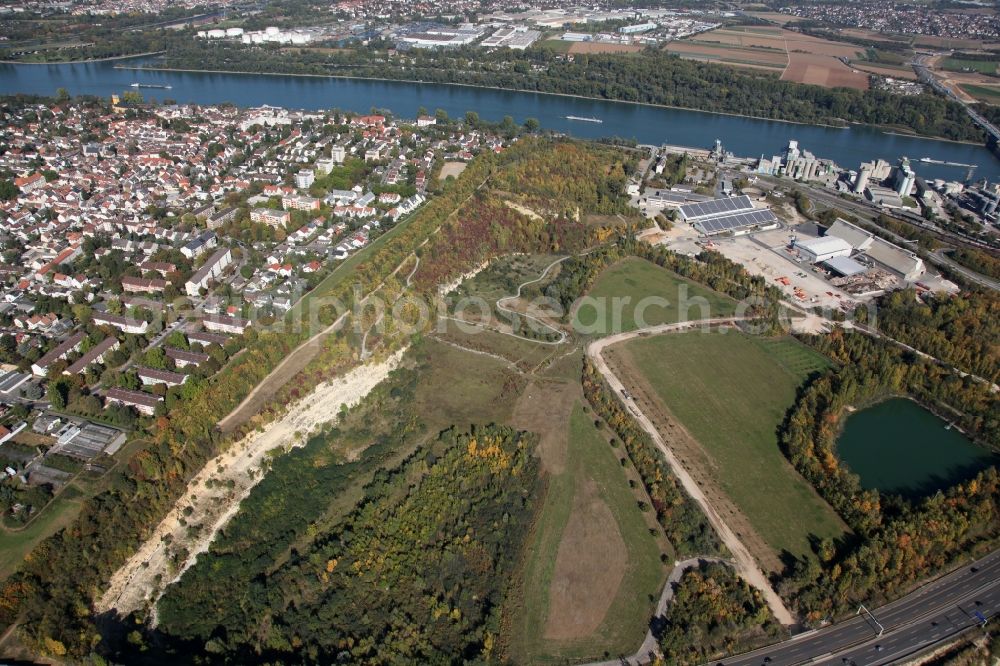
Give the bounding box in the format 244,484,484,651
586,318,796,626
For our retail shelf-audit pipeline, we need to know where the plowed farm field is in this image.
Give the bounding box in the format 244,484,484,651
670,26,869,89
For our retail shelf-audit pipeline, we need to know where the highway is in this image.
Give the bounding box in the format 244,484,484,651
716,549,1000,666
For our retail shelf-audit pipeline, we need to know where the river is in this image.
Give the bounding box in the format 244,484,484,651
1,58,998,182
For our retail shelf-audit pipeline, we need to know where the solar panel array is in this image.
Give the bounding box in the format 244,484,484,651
679,195,754,221
694,209,778,235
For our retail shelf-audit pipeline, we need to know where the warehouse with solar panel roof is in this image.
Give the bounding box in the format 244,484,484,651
678,195,780,236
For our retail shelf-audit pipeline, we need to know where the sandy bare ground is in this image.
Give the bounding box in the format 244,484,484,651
782,52,870,90
95,350,405,621
587,320,796,627
544,476,627,640
504,200,544,221
439,161,468,179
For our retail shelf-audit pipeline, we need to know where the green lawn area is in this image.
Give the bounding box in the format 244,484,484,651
622,332,846,562
512,402,667,664
0,487,84,580
574,258,737,335
961,84,1000,105
942,58,998,75
538,38,572,53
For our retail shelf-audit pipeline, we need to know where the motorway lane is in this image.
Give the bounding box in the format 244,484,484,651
825,583,1000,665
717,550,1000,666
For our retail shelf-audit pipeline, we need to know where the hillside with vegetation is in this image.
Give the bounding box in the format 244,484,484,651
157,421,540,663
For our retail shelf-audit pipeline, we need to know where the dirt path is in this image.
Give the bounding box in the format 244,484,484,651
95,351,405,621
603,344,785,577
586,319,796,627
495,255,570,344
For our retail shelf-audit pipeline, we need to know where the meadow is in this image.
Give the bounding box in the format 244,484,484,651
619,331,847,564
573,257,737,334
511,401,668,664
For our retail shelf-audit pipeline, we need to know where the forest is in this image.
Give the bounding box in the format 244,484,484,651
657,561,777,665
949,248,1000,281
866,288,1000,383
778,329,999,621
155,41,985,141
151,358,539,664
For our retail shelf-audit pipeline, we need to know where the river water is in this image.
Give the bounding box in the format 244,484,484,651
1,58,998,182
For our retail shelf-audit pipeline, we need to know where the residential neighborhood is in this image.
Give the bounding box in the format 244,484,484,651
0,95,508,524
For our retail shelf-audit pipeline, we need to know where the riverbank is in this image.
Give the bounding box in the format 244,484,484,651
114,64,893,135
0,51,165,66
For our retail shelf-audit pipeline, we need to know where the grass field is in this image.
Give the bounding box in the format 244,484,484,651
941,58,999,75
410,336,526,432
538,38,572,53
512,402,667,664
575,258,737,335
0,487,84,580
961,83,1000,104
621,331,846,563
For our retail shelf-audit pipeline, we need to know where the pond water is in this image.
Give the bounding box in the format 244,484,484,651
836,397,998,498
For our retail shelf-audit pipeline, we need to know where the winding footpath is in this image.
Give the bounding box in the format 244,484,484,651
586,318,797,628
494,255,570,344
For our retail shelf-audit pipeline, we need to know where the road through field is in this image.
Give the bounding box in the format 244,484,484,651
586,318,797,627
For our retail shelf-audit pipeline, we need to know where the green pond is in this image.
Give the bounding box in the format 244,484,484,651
837,398,998,498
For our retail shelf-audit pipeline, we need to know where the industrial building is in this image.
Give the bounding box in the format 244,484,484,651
398,25,487,48
892,158,916,198
679,195,780,236
792,236,853,263
480,26,541,49
825,218,925,281
823,255,868,278
620,22,657,33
